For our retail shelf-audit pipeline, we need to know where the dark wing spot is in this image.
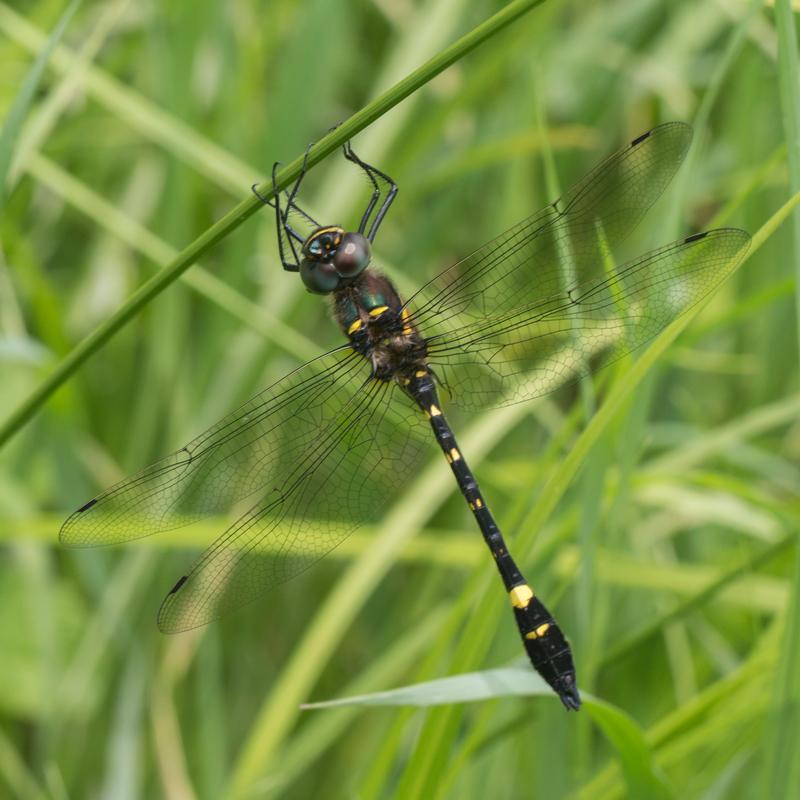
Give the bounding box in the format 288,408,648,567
168,575,189,595
684,231,708,243
630,129,652,147
77,498,98,513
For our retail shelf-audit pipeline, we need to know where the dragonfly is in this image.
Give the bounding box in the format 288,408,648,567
61,121,750,711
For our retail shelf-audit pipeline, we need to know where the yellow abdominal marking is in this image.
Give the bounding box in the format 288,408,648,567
347,319,362,334
369,306,389,317
509,585,534,609
525,623,551,640
429,404,441,416
450,448,461,462
475,498,483,508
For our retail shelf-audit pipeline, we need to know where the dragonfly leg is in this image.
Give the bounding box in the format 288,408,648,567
342,142,398,243
343,141,380,236
252,144,324,272
283,141,314,217
273,161,302,271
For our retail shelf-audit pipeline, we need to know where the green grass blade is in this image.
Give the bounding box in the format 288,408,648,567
5,0,130,191
305,668,670,800
601,536,794,666
269,610,447,798
585,700,672,800
763,1,800,794
301,665,560,708
0,727,47,800
0,0,79,211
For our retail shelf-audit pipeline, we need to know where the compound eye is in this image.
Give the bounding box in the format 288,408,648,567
333,232,371,278
300,258,339,294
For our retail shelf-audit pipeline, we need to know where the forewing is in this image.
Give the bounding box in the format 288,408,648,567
407,122,693,335
423,229,751,409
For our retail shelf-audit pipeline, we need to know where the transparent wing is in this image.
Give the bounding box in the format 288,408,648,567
156,377,426,632
406,122,693,335
422,229,751,408
62,344,431,631
60,347,398,545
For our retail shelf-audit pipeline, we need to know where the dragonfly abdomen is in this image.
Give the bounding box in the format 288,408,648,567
405,369,581,710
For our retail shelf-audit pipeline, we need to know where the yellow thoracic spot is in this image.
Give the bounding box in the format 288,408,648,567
347,319,362,334
429,404,441,416
401,308,410,320
509,584,534,609
526,623,551,640
450,448,461,462
415,370,426,378
369,306,389,317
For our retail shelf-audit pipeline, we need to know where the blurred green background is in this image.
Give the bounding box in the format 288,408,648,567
2,0,799,797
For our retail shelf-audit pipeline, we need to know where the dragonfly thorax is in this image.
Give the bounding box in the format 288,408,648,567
300,227,372,294
332,270,427,381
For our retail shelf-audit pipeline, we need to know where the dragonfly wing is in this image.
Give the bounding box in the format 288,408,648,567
423,229,751,409
156,376,428,632
61,346,373,546
407,122,693,335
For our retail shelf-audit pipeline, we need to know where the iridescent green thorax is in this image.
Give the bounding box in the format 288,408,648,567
332,269,426,382
333,269,400,329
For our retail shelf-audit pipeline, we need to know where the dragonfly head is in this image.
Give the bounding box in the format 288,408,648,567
300,227,372,294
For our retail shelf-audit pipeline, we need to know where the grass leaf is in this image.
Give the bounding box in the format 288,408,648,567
0,0,80,211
